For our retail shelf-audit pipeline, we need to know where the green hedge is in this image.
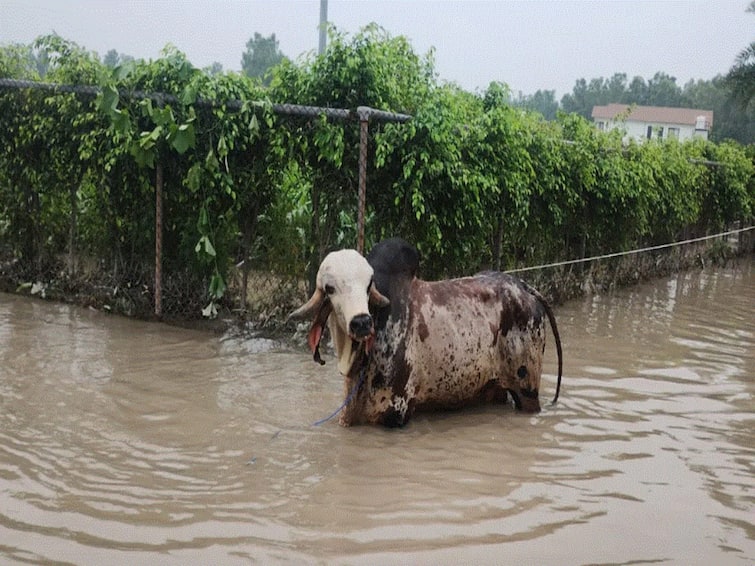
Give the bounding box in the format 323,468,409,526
1,30,753,317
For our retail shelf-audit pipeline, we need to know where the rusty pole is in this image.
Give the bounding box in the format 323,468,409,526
357,107,370,255
155,162,163,318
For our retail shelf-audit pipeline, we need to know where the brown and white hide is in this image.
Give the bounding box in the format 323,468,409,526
290,238,562,427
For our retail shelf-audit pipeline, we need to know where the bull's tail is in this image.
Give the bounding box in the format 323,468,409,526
526,285,563,405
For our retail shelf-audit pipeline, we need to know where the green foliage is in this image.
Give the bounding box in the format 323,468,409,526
513,89,559,121
0,43,41,79
0,37,277,317
379,84,493,274
725,42,755,110
102,49,134,69
0,28,754,321
269,23,435,283
241,33,286,86
724,2,755,111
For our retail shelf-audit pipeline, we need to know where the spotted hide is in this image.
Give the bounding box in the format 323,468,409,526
289,238,563,427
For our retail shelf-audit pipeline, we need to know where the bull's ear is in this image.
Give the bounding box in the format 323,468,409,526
288,287,326,321
368,284,390,308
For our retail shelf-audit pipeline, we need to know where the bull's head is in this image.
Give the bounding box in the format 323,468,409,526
288,249,390,375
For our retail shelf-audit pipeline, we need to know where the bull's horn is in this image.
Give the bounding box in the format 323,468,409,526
369,285,390,308
288,287,325,321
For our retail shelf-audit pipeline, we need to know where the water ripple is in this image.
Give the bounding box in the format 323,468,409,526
1,259,753,564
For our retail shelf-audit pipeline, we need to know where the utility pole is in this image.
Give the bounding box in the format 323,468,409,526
319,0,328,54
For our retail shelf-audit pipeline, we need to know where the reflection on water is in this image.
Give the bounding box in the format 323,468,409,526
1,258,753,564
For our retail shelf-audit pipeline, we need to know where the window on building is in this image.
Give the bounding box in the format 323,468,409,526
668,127,680,139
646,125,653,139
657,126,664,139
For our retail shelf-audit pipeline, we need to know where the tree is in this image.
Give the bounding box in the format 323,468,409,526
0,43,40,79
627,75,648,104
514,89,559,120
102,49,134,68
482,81,510,111
645,72,684,106
560,78,591,117
725,1,755,110
563,72,687,119
102,49,119,68
241,32,285,85
682,76,755,143
270,24,436,278
726,42,755,109
204,61,223,76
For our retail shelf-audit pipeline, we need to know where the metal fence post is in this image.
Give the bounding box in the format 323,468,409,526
155,162,163,318
357,106,370,255
0,79,413,319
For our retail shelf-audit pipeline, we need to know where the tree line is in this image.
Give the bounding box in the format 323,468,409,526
514,71,755,145
0,28,753,319
516,1,755,145
108,17,755,147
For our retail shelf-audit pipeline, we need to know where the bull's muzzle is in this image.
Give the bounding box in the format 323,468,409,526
509,388,541,413
347,313,377,358
349,313,374,339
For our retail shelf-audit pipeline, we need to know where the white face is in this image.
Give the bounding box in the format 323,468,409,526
317,249,374,335
317,250,376,375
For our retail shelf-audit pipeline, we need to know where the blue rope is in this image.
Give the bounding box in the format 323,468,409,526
312,367,367,426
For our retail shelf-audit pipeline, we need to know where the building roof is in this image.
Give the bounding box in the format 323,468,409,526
591,103,713,128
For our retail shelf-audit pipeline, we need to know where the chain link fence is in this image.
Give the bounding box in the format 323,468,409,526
1,78,752,332
0,78,410,329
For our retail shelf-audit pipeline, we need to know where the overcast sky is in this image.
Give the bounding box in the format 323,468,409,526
2,1,753,98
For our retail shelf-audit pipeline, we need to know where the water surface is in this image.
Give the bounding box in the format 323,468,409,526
1,259,753,564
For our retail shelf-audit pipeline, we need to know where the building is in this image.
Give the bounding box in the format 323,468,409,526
591,103,713,143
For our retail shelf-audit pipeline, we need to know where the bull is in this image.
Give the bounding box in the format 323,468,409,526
289,238,562,427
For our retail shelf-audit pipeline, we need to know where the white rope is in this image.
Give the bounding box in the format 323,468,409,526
504,226,754,274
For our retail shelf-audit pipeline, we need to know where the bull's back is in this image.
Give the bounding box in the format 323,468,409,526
405,274,546,407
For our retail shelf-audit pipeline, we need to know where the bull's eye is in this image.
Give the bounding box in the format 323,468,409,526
324,284,335,295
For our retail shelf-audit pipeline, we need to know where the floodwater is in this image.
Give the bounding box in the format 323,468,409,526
0,259,753,566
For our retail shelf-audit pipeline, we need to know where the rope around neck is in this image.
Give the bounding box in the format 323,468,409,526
312,367,368,426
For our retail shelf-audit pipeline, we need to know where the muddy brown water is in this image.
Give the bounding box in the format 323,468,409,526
1,259,753,565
